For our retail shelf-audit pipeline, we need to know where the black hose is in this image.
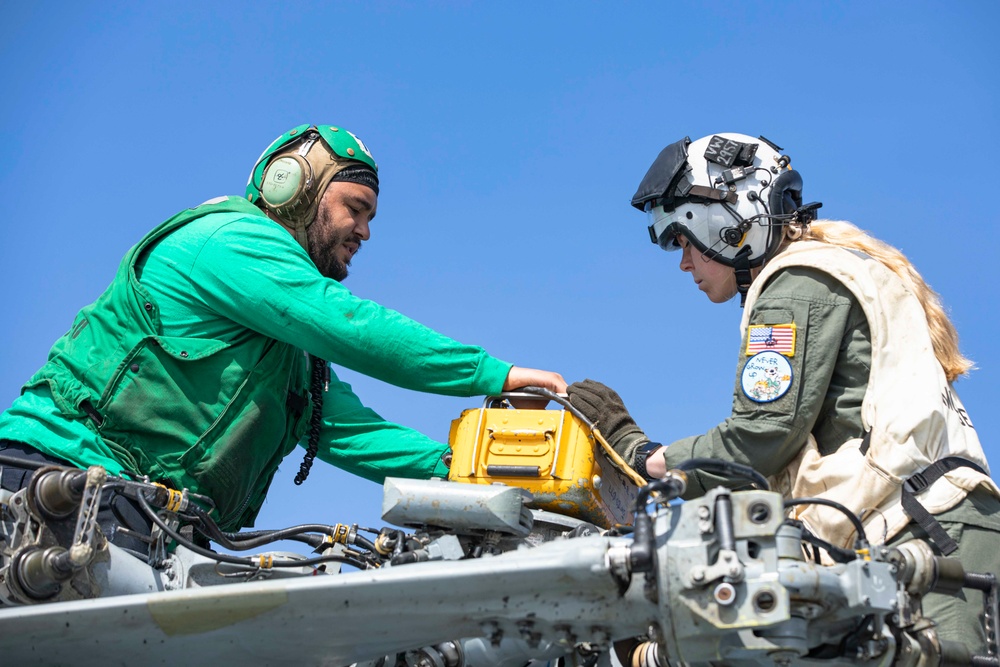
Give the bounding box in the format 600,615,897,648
0,453,48,470
788,522,859,563
784,497,867,549
629,477,686,573
673,457,770,491
964,571,997,592
135,491,369,570
219,526,377,553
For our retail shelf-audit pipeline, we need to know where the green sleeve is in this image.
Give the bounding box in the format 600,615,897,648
314,370,450,483
663,267,866,497
188,216,511,396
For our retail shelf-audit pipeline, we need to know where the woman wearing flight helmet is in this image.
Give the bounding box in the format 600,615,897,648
568,133,1000,658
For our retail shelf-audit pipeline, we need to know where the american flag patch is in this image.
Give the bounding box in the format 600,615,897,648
745,324,796,357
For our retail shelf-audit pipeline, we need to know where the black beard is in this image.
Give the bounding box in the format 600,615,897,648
306,212,361,283
308,228,349,281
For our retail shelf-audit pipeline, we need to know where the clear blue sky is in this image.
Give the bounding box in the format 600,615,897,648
2,2,998,550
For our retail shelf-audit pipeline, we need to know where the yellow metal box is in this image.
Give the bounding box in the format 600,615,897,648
447,401,639,528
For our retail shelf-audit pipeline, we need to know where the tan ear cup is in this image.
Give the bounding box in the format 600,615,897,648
260,153,312,210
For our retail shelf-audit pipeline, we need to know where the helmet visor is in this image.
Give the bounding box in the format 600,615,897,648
646,202,730,261
647,203,682,251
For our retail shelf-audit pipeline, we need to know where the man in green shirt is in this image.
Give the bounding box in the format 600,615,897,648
0,123,565,543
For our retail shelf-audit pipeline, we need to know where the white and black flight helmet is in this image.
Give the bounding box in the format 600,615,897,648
631,133,821,304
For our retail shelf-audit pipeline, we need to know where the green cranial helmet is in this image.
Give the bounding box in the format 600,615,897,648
246,124,379,250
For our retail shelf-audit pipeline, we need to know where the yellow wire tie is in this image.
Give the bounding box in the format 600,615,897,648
258,554,273,569
165,489,183,513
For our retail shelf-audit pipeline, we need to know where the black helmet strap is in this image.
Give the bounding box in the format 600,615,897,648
733,246,754,308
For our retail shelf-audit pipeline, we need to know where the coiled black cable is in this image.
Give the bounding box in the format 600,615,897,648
294,355,327,485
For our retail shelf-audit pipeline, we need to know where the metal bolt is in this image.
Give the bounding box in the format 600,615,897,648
753,589,778,613
691,567,705,582
714,582,737,605
698,506,711,519
748,501,771,524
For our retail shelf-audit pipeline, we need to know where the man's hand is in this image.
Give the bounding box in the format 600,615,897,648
502,366,567,409
567,379,651,456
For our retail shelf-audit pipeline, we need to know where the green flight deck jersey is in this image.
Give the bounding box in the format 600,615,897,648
0,197,511,530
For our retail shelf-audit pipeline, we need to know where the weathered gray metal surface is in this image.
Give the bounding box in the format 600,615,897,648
0,535,654,666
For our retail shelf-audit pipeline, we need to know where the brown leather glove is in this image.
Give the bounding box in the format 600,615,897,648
568,379,650,457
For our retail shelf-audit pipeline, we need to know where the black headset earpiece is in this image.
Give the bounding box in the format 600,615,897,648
721,218,754,247
721,225,745,246
768,169,804,217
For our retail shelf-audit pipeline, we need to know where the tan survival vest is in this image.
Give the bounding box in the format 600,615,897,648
743,242,998,552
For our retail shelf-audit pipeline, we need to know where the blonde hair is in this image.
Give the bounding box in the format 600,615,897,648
784,220,973,382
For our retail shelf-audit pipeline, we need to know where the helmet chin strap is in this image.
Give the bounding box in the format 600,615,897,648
733,246,754,307
292,220,311,253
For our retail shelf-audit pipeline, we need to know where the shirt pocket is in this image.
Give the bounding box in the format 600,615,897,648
96,336,240,471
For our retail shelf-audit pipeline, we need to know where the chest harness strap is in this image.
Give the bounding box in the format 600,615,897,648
900,455,989,556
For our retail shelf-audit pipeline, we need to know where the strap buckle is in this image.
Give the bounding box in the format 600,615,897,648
903,471,929,495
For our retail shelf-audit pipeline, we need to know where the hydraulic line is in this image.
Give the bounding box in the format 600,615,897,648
203,514,375,552
672,457,770,491
135,491,371,570
784,497,868,551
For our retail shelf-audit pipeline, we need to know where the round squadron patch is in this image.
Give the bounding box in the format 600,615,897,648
741,351,793,403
